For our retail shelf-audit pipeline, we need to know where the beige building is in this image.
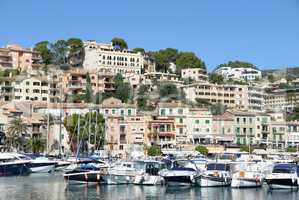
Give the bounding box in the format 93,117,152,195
83,40,144,77
264,89,299,112
212,112,234,144
0,44,41,71
181,68,208,82
0,75,61,103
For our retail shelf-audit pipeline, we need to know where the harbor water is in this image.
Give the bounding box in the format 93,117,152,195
1,174,299,200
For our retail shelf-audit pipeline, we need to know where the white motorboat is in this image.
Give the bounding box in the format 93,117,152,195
231,162,264,188
198,162,231,187
0,153,31,176
133,160,166,185
103,161,137,184
265,163,299,189
160,159,199,186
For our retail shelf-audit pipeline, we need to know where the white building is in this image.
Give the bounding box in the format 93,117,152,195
83,40,144,77
181,68,208,82
214,67,262,82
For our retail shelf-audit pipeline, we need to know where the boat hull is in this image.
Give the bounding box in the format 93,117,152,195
163,175,196,186
0,162,31,176
266,178,299,189
199,175,231,187
103,174,134,184
231,178,263,188
64,170,104,184
134,175,164,185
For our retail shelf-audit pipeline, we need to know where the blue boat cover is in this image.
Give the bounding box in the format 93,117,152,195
273,163,297,173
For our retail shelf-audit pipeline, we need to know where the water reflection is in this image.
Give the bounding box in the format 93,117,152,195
0,175,299,200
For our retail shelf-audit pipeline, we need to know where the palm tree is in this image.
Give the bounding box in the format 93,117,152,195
27,137,46,153
6,118,28,150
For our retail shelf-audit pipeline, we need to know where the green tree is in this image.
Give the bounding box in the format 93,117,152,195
67,38,85,66
34,41,53,65
159,83,180,100
133,47,145,54
111,37,128,50
27,137,46,153
64,112,105,153
195,145,209,156
286,147,297,153
152,48,179,72
50,40,69,65
115,83,131,103
216,60,257,70
209,73,224,84
85,73,93,103
210,103,227,115
175,52,205,75
6,118,28,150
240,145,254,153
147,145,162,156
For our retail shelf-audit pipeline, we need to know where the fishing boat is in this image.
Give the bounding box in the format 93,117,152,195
231,162,264,188
133,160,166,185
160,159,199,186
198,162,231,187
265,163,299,189
0,153,31,176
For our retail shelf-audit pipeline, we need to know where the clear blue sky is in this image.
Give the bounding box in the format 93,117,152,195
1,0,299,70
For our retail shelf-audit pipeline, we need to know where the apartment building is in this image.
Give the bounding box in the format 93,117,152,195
269,112,287,148
83,40,144,77
158,102,213,145
287,121,299,146
183,83,248,109
214,66,262,82
255,113,271,145
228,110,257,145
264,89,299,112
212,112,234,144
0,44,41,70
141,72,184,91
0,75,61,103
181,68,208,82
61,69,115,99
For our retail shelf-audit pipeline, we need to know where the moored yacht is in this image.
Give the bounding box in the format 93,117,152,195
103,161,137,184
265,163,299,189
133,160,166,185
198,162,231,187
63,159,109,185
160,159,199,186
0,153,31,176
231,162,264,188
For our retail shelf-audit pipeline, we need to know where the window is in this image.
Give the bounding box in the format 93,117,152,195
179,128,183,134
33,82,40,86
249,118,253,123
112,109,116,115
120,110,124,116
105,109,109,114
236,118,240,123
161,109,166,116
26,89,30,93
26,96,29,100
243,118,246,123
128,109,132,116
178,109,183,115
179,118,183,124
205,120,210,124
26,81,30,86
42,97,47,101
169,109,173,115
195,120,199,124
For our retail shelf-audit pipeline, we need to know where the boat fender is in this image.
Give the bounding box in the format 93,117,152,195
97,174,100,181
85,174,88,181
255,176,260,183
190,175,195,183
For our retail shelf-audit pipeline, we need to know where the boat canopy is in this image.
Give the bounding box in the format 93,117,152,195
207,163,230,171
272,163,297,174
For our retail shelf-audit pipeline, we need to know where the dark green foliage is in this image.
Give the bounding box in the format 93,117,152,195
175,52,206,75
133,48,145,54
195,145,208,155
216,60,257,70
34,41,53,65
115,82,131,103
209,73,224,84
50,40,68,65
240,145,254,153
64,112,105,152
26,137,46,153
111,37,128,50
159,83,180,100
210,103,227,115
147,145,162,156
85,73,93,103
195,98,212,108
152,48,179,72
286,147,297,153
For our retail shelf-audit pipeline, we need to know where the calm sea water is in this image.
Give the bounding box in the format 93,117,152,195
0,174,299,200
